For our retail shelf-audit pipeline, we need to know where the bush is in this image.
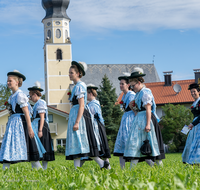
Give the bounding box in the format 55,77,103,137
160,103,193,152
168,143,177,153
57,145,65,154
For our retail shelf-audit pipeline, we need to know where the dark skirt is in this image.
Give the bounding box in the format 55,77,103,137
151,113,165,160
97,120,111,158
66,109,101,160
38,120,55,161
2,115,40,164
124,113,165,162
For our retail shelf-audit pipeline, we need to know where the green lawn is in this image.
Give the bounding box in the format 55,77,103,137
0,153,199,189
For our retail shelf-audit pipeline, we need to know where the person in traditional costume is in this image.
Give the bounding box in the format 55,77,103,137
28,82,55,169
0,70,46,170
113,73,136,169
65,61,110,169
80,84,111,168
182,83,200,164
123,67,165,170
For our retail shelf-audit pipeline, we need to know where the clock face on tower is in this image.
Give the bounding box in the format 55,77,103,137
64,22,68,26
47,22,51,26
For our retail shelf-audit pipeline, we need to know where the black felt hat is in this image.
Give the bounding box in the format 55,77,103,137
28,86,43,92
128,72,146,79
87,84,98,90
118,76,129,81
7,70,26,81
188,83,200,90
71,61,87,76
127,67,146,79
28,81,43,92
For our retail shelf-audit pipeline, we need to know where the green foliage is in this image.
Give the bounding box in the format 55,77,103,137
56,145,65,154
160,103,193,152
41,94,45,100
1,154,200,189
97,75,123,152
0,84,12,111
169,143,177,153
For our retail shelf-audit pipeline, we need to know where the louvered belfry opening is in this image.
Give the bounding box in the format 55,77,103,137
163,71,173,86
56,49,62,60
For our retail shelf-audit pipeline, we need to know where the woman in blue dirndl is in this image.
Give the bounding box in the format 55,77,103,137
28,82,55,169
113,74,136,169
124,67,165,170
80,84,111,168
182,83,200,164
0,70,46,170
65,61,109,169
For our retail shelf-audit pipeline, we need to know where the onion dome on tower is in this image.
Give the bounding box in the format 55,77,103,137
42,0,70,20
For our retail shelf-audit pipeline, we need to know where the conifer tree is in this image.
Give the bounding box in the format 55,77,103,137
98,74,123,152
0,84,12,111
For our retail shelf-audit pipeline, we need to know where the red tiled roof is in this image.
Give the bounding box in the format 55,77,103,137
47,105,69,114
117,79,195,105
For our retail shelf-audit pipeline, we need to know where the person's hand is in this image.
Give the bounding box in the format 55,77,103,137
145,124,151,133
38,131,43,138
188,123,194,130
129,101,134,110
73,122,79,131
29,129,35,139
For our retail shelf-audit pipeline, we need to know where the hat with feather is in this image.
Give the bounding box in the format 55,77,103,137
128,67,146,79
87,83,98,90
7,70,26,81
28,81,43,92
118,72,131,81
71,61,87,76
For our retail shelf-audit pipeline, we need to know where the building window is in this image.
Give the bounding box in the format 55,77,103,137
47,22,51,26
56,29,61,38
48,114,53,123
47,30,51,39
55,21,61,25
56,49,62,60
57,139,66,147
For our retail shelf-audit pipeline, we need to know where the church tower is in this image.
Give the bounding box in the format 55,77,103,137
42,0,72,112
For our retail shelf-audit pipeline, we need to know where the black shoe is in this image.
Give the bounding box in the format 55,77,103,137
101,160,110,169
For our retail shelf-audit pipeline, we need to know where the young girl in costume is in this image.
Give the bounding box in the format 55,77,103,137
0,70,46,170
28,82,55,169
80,84,111,168
113,74,136,169
182,83,200,164
65,61,109,169
124,67,165,170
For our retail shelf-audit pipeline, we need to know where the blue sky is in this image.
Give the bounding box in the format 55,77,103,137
0,0,200,94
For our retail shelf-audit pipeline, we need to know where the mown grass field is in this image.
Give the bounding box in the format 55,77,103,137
0,153,200,189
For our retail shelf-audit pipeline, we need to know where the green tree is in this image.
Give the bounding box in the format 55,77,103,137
0,84,12,111
160,103,193,152
97,75,123,152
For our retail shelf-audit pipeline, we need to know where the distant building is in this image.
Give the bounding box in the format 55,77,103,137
42,0,72,113
0,106,69,150
82,63,160,96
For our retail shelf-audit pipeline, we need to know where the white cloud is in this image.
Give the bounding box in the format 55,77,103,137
1,0,200,31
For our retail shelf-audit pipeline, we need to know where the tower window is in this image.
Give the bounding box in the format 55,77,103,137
47,30,51,39
56,49,62,60
56,29,61,39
